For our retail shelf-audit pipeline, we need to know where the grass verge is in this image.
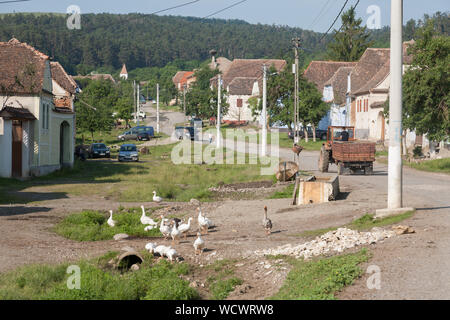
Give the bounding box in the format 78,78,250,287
54,207,162,241
407,158,450,174
0,252,198,300
271,249,370,300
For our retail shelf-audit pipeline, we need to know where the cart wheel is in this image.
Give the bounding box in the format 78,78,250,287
364,164,373,175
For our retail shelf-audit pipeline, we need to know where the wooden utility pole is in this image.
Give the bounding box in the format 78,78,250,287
292,37,301,144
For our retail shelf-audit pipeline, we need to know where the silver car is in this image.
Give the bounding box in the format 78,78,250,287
118,144,139,162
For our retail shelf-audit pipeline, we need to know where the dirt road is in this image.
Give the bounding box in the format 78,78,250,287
1,104,449,299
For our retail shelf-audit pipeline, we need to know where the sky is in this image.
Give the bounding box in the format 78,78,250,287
1,0,449,33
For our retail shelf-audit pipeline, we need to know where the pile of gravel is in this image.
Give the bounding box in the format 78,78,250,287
255,227,395,260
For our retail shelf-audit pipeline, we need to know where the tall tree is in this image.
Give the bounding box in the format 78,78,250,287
401,22,450,142
327,7,373,62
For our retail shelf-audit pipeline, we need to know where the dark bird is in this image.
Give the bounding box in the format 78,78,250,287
263,206,272,235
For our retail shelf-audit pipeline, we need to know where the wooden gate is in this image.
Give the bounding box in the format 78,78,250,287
12,120,22,177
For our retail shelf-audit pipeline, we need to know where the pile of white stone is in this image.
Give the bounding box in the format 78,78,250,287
256,227,396,260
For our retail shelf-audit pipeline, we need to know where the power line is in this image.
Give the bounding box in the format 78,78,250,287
319,0,350,41
308,0,334,30
150,0,201,15
335,0,361,33
203,0,248,19
0,0,31,4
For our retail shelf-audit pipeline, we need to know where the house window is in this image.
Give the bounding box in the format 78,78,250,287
237,99,243,108
42,103,50,130
42,104,46,129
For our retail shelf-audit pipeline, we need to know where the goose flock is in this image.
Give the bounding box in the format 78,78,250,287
108,197,274,264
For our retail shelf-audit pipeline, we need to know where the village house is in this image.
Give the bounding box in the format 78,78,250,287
172,71,196,92
0,38,76,178
212,58,286,124
303,61,357,130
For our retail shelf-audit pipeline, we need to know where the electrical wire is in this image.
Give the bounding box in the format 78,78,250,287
150,0,201,15
0,0,31,4
203,0,248,19
319,0,350,41
335,0,361,33
308,0,334,30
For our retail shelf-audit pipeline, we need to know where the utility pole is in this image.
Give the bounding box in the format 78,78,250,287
376,0,412,218
156,83,160,134
216,74,222,149
133,80,136,124
183,84,187,115
292,37,301,144
137,83,140,127
261,64,267,156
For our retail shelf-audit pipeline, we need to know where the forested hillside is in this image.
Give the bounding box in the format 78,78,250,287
0,13,327,75
0,12,447,76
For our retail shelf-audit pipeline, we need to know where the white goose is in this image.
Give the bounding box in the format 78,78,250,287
165,247,178,262
193,232,205,255
198,207,213,234
178,217,193,239
140,205,158,226
107,210,116,227
152,191,163,203
145,242,157,253
154,245,171,257
159,216,172,240
170,220,181,245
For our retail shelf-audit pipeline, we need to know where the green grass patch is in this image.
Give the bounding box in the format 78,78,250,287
296,210,416,238
271,249,370,300
206,259,242,300
54,207,162,241
4,143,273,203
0,252,198,300
269,183,295,199
407,158,450,174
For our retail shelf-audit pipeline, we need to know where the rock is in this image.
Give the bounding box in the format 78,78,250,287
130,264,140,272
392,225,415,235
189,281,199,288
190,199,200,205
113,233,129,241
121,246,135,252
139,147,150,154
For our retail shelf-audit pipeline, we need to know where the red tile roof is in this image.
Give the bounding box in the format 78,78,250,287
228,77,258,96
304,61,357,91
0,38,50,94
50,61,77,95
222,59,286,89
324,66,354,105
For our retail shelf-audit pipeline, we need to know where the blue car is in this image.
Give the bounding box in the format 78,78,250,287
118,144,139,162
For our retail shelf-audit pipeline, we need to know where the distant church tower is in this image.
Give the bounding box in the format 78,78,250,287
119,64,128,80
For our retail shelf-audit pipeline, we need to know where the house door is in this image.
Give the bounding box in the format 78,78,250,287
60,121,71,166
12,120,22,177
377,112,385,142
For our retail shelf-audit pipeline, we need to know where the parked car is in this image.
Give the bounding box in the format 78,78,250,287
118,126,154,141
132,110,146,119
87,143,110,159
288,127,328,140
118,144,139,162
175,126,195,141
